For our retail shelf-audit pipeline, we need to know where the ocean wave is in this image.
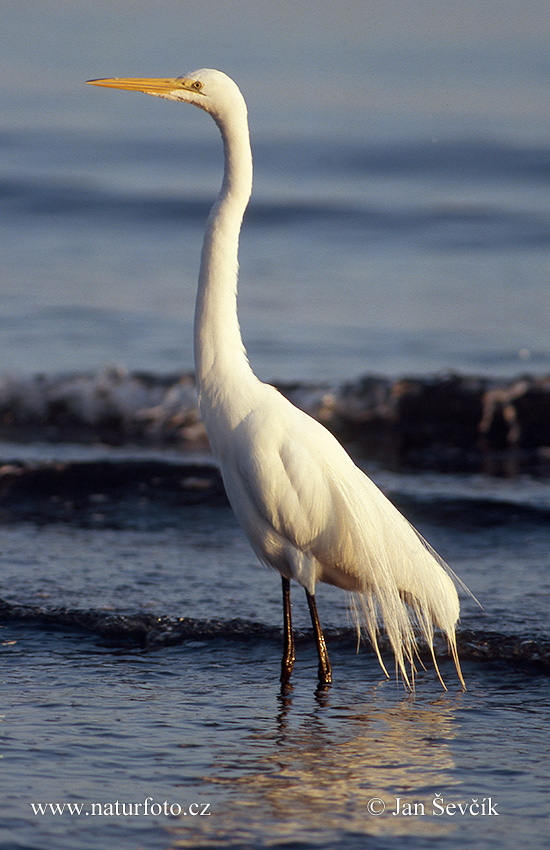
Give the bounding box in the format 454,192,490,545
2,454,550,531
340,138,550,182
2,174,549,249
0,597,548,673
1,368,549,473
0,457,227,528
5,129,550,182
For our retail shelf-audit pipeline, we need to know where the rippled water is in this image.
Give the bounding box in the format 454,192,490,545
1,458,549,850
2,615,549,850
1,2,550,849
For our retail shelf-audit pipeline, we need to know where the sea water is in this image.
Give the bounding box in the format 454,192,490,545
1,2,549,848
1,1,549,381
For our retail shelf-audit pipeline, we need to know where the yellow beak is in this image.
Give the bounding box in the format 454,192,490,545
86,77,201,96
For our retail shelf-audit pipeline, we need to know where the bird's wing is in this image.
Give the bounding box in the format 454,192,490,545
232,389,338,544
229,386,454,599
226,386,374,590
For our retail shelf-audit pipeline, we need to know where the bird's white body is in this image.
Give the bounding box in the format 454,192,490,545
89,69,464,687
215,377,460,677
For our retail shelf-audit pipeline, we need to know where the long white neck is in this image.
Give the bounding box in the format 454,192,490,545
193,103,259,449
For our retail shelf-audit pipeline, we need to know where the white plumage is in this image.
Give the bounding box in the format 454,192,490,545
88,69,465,689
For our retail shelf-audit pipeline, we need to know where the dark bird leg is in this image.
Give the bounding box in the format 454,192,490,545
305,590,332,685
280,576,295,685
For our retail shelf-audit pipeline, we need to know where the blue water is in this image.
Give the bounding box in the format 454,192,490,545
1,483,549,850
1,3,550,849
1,1,550,380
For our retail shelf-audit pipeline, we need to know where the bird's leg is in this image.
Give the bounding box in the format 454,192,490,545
280,576,295,685
305,590,332,685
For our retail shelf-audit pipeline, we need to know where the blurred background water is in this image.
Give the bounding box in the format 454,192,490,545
1,0,549,380
1,2,549,849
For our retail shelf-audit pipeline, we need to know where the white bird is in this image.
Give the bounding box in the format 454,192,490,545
88,69,465,689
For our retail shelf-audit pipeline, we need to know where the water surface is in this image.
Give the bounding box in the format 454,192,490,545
1,3,549,849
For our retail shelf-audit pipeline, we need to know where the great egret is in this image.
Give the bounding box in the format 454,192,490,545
88,69,465,689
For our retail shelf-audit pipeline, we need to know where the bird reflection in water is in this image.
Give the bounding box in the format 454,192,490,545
167,686,464,847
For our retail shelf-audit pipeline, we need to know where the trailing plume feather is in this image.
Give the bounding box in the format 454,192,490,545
319,457,465,689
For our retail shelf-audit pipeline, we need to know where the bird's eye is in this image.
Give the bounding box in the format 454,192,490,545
191,80,203,91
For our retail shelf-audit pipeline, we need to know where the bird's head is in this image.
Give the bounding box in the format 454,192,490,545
87,68,246,123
